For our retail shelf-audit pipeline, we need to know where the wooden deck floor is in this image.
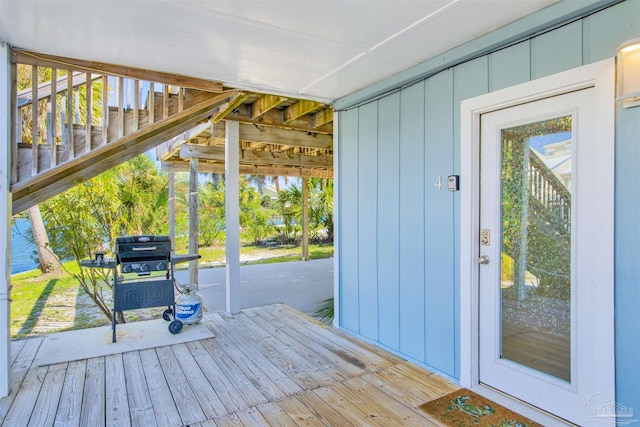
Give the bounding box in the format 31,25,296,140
0,304,460,427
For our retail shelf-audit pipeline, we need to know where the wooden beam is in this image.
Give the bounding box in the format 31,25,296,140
179,143,332,168
250,95,286,119
224,104,332,134
11,92,231,213
163,85,169,120
161,161,332,179
11,49,224,93
102,75,108,145
66,69,74,158
302,177,309,261
50,69,58,166
10,61,18,184
312,108,333,128
168,172,176,253
189,157,199,287
85,73,92,153
175,122,332,151
283,100,321,123
148,82,155,125
238,123,332,150
118,77,124,139
156,121,212,161
212,92,249,123
31,66,38,176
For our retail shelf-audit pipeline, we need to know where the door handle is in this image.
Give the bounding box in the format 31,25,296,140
478,255,490,265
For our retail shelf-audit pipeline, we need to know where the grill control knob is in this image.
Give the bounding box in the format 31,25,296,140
156,262,166,271
122,265,132,273
140,264,150,272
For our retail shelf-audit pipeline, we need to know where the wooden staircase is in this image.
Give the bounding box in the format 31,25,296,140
502,147,572,298
9,49,233,213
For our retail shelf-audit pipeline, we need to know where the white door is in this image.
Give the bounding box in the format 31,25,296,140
478,88,614,425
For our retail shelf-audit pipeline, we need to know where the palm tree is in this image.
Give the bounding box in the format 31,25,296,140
27,205,61,274
247,175,267,195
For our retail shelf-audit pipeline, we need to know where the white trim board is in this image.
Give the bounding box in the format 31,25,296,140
0,41,12,399
332,112,341,328
459,58,615,414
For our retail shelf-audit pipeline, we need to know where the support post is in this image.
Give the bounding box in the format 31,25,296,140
225,120,240,314
1,41,12,398
168,171,176,253
301,177,309,261
189,158,198,288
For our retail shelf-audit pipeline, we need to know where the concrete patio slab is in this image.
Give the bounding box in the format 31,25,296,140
32,317,213,367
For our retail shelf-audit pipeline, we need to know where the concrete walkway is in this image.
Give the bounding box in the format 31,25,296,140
174,257,334,316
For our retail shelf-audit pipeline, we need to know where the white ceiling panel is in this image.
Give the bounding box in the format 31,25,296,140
375,0,558,62
171,0,452,48
0,0,561,102
301,51,418,100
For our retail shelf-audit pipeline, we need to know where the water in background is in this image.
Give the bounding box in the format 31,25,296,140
11,218,39,275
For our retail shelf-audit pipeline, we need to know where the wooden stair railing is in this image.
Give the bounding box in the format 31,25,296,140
10,50,231,213
528,150,571,234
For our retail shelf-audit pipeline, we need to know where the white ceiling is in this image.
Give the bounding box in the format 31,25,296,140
0,0,558,103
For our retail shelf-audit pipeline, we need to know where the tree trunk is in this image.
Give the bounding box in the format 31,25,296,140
28,204,61,274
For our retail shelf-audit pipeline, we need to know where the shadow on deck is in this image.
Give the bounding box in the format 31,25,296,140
0,304,460,426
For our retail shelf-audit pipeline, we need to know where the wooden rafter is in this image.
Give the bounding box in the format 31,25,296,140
224,105,333,134
156,121,332,159
179,143,332,169
11,49,224,93
283,100,321,123
313,108,333,128
250,95,286,119
156,121,213,161
211,92,250,123
162,160,332,179
236,123,332,150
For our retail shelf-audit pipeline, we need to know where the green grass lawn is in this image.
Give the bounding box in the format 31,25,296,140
10,243,333,339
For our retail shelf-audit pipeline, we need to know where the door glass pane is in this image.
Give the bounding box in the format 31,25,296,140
500,116,572,382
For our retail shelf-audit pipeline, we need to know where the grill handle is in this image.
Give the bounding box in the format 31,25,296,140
132,246,157,251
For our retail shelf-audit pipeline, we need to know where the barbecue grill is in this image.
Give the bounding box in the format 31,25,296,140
82,235,198,342
115,235,172,275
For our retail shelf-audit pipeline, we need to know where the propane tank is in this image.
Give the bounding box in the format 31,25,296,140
175,284,203,324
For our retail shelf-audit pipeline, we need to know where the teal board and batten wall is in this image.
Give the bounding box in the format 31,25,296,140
336,0,640,409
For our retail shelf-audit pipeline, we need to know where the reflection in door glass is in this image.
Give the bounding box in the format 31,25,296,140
500,116,572,382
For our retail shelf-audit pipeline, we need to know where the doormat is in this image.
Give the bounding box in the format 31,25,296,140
419,389,542,427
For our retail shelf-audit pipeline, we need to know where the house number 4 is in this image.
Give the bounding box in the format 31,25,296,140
435,176,442,190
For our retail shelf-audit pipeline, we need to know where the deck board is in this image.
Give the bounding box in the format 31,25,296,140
122,352,157,426
247,307,365,380
27,363,66,427
0,337,43,425
80,357,106,427
1,304,466,427
154,345,206,425
137,349,182,427
104,354,131,427
53,359,86,427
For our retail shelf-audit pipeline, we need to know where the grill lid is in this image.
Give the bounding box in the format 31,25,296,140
115,235,171,261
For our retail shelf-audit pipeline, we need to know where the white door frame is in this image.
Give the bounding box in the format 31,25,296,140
459,59,615,395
